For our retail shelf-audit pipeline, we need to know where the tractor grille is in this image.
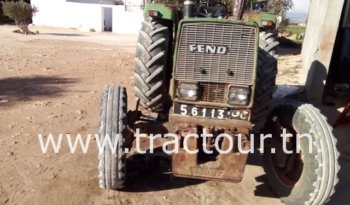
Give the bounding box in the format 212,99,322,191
201,82,227,103
175,22,257,85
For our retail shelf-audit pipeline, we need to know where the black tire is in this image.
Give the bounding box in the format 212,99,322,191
98,85,127,190
263,103,340,205
134,17,171,112
252,31,279,131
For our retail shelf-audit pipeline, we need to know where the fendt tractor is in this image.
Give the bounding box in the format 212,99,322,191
97,0,340,204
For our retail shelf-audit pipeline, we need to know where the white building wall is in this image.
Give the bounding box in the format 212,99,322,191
112,7,143,33
31,0,142,33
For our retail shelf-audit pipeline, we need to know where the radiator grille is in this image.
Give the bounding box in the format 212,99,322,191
175,23,257,85
201,83,227,103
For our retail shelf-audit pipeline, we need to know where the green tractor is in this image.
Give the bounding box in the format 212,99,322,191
98,0,340,204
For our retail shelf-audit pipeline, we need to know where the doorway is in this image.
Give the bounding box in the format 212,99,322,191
102,7,112,32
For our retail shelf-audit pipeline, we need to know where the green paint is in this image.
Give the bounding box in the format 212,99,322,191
177,17,259,27
243,11,277,28
143,3,176,21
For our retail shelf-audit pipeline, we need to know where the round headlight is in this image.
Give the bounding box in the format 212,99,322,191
177,83,199,101
228,87,249,105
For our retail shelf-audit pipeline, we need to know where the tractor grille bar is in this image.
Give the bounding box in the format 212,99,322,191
175,23,257,85
201,82,227,103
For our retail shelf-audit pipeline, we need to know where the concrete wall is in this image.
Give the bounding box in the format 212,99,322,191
302,0,345,104
31,0,143,33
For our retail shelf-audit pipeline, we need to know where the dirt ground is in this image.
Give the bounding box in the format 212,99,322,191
0,25,348,205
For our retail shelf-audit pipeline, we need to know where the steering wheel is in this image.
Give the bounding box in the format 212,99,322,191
196,2,228,18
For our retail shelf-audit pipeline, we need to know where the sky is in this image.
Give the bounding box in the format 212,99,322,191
292,0,310,13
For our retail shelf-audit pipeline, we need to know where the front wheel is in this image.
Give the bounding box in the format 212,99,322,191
263,103,339,205
98,85,127,190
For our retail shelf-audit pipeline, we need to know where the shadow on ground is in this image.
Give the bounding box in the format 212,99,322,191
41,33,86,37
40,33,86,37
123,147,279,198
247,151,279,199
327,124,350,205
124,150,205,192
0,76,77,106
278,37,302,56
320,103,350,205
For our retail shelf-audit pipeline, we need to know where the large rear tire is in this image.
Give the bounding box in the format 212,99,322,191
98,85,127,190
263,103,340,205
252,31,279,131
134,17,171,112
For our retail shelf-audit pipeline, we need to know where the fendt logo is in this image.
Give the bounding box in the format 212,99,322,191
189,44,228,54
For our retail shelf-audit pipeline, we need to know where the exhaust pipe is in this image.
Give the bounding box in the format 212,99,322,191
184,0,196,18
232,0,247,20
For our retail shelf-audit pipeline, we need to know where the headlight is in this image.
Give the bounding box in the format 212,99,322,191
177,83,199,101
228,87,249,105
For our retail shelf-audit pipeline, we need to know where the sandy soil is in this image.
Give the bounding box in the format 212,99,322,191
0,25,345,205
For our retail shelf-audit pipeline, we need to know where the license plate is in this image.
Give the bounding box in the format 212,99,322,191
174,103,249,121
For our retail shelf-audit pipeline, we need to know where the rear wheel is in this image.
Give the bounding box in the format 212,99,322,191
263,103,339,205
252,31,279,131
98,85,127,190
134,17,171,112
